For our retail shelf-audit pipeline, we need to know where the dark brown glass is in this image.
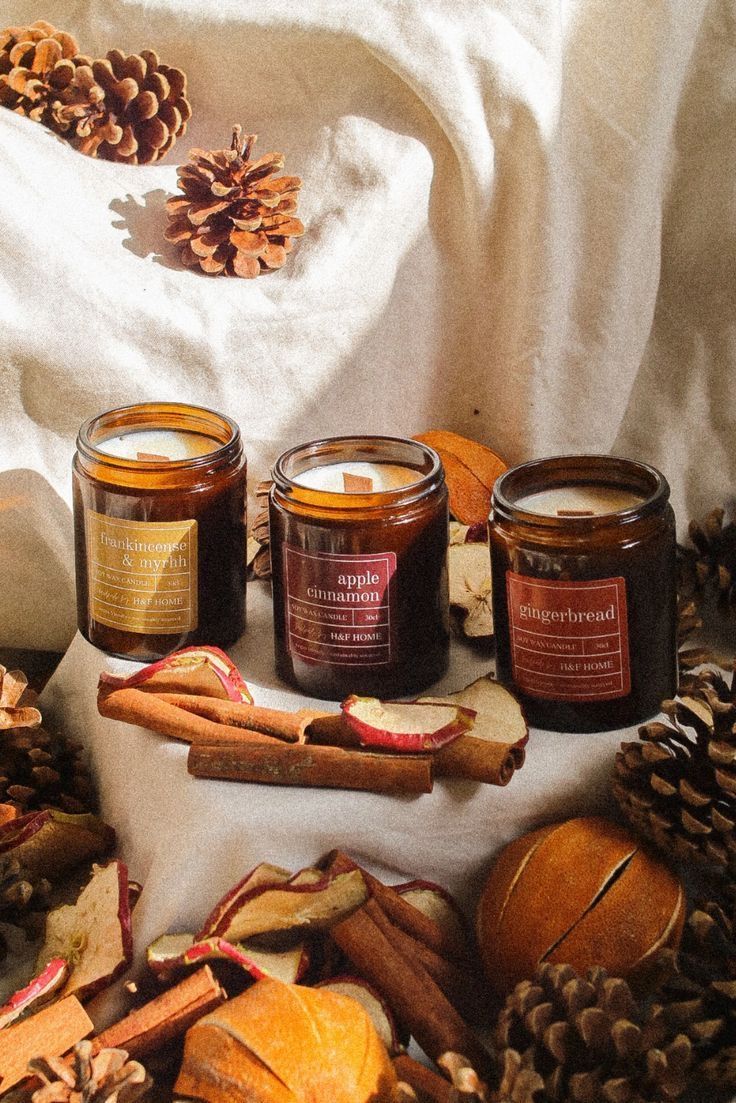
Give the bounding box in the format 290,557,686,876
489,455,677,732
73,402,246,661
270,436,449,700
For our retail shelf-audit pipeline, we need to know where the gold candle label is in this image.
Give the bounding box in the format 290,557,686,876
86,511,198,634
506,571,631,701
283,545,396,666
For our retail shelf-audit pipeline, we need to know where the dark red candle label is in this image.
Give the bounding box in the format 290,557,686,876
283,546,396,666
506,571,631,702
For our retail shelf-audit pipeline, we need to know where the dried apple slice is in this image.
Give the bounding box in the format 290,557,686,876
147,933,308,984
393,881,470,961
317,976,404,1055
341,696,475,752
36,860,133,1002
197,862,292,940
0,811,115,879
98,646,253,703
448,542,493,638
0,958,68,1030
212,869,368,944
418,676,527,753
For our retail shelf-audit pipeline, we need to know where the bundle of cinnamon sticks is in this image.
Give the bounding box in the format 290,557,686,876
97,682,521,795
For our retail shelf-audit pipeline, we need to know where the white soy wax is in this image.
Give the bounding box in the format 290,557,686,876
293,461,422,493
98,429,219,462
516,485,644,517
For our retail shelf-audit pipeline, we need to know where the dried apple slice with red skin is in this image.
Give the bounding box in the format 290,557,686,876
0,958,68,1030
317,975,405,1055
98,646,252,703
36,860,133,1002
146,933,309,985
418,675,528,752
393,881,471,961
197,862,292,940
212,869,368,945
341,696,476,752
0,810,115,879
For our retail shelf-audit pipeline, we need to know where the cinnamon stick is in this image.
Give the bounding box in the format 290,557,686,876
330,901,492,1077
325,851,472,965
0,996,92,1091
393,1054,455,1103
309,716,523,784
97,685,280,746
92,966,226,1058
152,693,326,743
188,741,433,795
434,735,521,784
368,903,488,1023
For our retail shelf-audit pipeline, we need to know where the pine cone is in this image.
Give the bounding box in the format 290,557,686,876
247,479,273,580
0,20,79,120
30,1040,150,1103
493,962,693,1103
657,900,736,1090
676,595,711,672
0,723,95,816
679,506,736,618
60,48,190,163
612,667,736,878
165,126,304,277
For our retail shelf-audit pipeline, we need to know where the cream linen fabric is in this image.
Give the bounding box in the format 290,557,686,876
1,0,735,648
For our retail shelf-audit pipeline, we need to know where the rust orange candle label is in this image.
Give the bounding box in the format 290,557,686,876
506,571,630,702
283,546,396,666
87,511,198,634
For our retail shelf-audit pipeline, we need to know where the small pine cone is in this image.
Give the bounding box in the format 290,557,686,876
165,126,304,277
0,20,79,120
61,48,191,163
612,666,736,878
30,1040,150,1103
494,963,693,1103
680,506,736,618
675,594,711,672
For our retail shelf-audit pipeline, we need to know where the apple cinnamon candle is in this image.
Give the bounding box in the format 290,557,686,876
73,402,246,661
489,455,677,732
269,436,449,700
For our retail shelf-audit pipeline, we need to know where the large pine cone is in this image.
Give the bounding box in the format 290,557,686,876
613,667,736,878
493,962,693,1103
165,126,304,277
0,723,94,816
0,20,79,120
658,899,736,1090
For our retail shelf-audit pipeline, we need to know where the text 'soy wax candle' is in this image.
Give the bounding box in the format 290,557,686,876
489,455,677,733
269,437,449,700
73,403,246,661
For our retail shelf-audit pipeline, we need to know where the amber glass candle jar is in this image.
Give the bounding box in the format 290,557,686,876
270,436,449,700
489,455,677,733
73,402,246,660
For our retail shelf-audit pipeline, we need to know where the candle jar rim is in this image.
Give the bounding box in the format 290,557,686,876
492,454,670,530
272,435,443,512
76,401,241,472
